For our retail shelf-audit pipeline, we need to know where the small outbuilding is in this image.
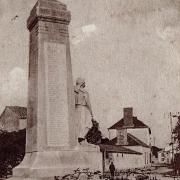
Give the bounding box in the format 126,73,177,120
0,106,27,132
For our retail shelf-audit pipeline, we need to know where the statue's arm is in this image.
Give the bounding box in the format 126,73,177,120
85,92,93,117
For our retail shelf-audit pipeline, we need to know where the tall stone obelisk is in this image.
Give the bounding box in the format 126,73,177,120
26,0,76,152
12,0,102,179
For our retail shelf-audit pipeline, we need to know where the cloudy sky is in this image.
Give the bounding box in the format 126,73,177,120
0,0,180,147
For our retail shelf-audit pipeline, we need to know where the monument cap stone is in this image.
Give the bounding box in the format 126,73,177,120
27,0,71,30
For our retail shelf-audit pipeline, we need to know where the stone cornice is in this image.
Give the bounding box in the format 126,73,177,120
27,0,71,31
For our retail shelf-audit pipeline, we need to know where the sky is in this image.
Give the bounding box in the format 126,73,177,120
0,0,180,147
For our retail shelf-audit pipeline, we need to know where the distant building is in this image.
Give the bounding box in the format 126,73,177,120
0,106,27,132
151,146,162,164
158,150,166,164
106,107,151,170
158,144,177,165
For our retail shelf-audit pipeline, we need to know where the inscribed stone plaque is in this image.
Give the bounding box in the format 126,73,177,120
44,42,69,146
116,129,127,145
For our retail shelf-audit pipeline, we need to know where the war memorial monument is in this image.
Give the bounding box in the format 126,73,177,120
10,0,102,179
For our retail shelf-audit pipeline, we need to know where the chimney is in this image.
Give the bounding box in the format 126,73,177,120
123,107,134,127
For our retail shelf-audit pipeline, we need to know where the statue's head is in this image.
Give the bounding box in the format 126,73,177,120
92,119,99,128
76,77,85,88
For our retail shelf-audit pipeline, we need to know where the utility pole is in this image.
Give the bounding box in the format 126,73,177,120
170,112,176,179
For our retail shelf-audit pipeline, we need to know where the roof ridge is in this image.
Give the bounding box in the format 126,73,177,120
108,133,150,148
121,145,142,154
99,144,142,155
127,133,150,148
6,106,26,108
108,116,149,130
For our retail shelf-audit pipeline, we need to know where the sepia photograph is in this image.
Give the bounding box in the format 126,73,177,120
0,0,180,179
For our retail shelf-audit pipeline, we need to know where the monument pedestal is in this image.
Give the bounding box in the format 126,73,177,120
10,0,102,179
13,146,102,179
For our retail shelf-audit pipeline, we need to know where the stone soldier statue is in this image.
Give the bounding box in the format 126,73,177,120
74,78,93,144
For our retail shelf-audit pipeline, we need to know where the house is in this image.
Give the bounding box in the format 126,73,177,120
108,108,151,145
0,106,27,132
101,133,150,170
106,107,151,169
108,133,151,166
99,144,142,172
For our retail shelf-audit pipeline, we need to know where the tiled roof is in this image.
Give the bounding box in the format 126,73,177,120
108,117,149,130
99,144,142,155
108,133,150,148
6,106,27,119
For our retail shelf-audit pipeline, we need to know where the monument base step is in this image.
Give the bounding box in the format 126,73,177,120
11,146,102,179
9,178,54,180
